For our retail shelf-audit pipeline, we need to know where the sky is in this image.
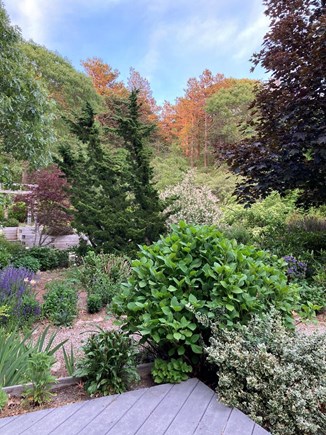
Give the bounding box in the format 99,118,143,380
5,0,270,105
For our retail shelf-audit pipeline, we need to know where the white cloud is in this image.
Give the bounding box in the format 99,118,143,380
233,13,269,60
175,17,237,51
139,0,269,81
4,0,122,44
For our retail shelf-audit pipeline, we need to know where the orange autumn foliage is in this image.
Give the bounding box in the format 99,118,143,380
82,57,127,97
159,70,249,166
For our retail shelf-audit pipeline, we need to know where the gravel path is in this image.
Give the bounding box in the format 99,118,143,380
32,270,117,378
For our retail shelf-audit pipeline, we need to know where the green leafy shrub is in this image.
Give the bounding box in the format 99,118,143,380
222,191,298,236
299,281,326,312
0,388,8,410
87,293,102,314
1,218,19,227
78,251,130,312
28,247,69,271
112,222,298,365
206,314,326,435
42,280,78,326
312,264,326,287
218,225,252,245
8,201,27,223
12,255,40,272
54,249,69,268
24,352,56,405
151,358,192,384
0,247,11,269
0,236,22,254
75,328,140,395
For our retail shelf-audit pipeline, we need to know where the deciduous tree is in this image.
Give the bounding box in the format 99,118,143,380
22,43,104,154
0,2,55,166
206,79,258,147
82,57,127,97
26,165,72,245
221,0,326,206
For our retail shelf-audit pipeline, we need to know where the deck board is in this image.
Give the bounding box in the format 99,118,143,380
223,408,256,435
50,395,117,435
136,378,198,435
1,409,53,434
106,383,172,435
164,379,215,435
21,401,92,435
0,379,270,434
194,396,233,434
78,389,146,435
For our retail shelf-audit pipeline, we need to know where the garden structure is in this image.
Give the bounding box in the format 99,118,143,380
0,378,269,434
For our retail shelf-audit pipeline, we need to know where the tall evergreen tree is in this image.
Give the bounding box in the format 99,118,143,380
59,103,133,253
60,95,166,253
114,90,166,244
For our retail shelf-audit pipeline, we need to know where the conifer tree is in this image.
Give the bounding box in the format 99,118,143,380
60,96,166,253
114,90,166,244
60,103,133,253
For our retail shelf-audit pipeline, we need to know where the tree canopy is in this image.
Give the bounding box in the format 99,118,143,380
219,0,326,206
21,43,104,154
206,79,258,146
0,2,55,167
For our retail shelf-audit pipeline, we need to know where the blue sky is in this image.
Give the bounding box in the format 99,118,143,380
5,0,269,105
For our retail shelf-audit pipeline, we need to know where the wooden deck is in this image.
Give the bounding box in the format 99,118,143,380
0,379,270,434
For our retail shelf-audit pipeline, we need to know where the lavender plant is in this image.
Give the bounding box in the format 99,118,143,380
0,266,40,326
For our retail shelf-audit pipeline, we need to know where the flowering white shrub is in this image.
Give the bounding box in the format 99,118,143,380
206,314,326,435
160,170,222,226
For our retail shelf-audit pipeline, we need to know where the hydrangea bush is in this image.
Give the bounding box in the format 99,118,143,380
112,222,299,367
206,314,326,435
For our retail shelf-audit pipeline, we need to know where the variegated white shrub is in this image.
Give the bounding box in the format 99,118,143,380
160,170,222,226
206,314,326,435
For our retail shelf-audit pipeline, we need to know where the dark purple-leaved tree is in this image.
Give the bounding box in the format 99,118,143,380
217,0,326,206
26,165,72,245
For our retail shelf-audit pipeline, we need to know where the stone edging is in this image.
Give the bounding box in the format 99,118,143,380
2,362,153,396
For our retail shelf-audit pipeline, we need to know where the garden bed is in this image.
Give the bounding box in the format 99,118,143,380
32,269,118,378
